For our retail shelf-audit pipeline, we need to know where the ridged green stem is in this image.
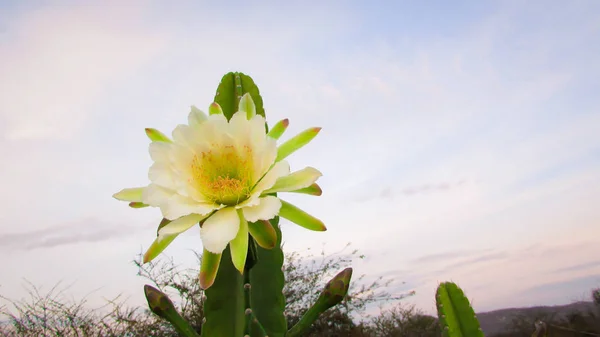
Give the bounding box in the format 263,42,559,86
243,272,267,337
287,268,353,337
436,282,485,337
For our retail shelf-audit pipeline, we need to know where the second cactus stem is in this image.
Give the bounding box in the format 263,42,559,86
436,282,485,337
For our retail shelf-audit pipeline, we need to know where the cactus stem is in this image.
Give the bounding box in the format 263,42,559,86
243,270,268,336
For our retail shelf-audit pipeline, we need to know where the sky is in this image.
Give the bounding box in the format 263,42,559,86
0,0,599,319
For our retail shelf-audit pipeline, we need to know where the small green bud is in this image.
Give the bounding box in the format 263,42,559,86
320,267,352,308
144,285,175,319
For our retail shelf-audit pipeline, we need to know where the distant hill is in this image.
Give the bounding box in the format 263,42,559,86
476,301,597,336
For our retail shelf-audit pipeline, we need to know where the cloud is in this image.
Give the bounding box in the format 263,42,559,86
410,248,492,265
520,274,600,303
0,2,167,141
549,260,600,275
0,218,145,251
354,180,471,202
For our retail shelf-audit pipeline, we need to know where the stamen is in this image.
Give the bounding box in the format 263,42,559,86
190,143,254,206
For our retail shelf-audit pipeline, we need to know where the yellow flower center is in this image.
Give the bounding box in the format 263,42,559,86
191,143,254,206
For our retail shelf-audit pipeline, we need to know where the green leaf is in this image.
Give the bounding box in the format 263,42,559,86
436,282,485,337
249,216,287,337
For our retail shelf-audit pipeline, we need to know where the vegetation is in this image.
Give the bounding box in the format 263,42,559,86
1,245,598,336
0,245,435,337
493,293,600,337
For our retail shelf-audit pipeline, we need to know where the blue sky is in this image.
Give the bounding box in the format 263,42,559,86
0,0,599,317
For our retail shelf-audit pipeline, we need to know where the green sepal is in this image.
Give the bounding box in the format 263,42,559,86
248,220,277,249
145,128,172,142
208,102,223,116
279,199,326,231
239,93,257,119
128,201,149,208
199,249,222,290
230,210,249,274
113,187,144,202
262,167,321,194
143,235,176,264
276,127,321,162
267,119,289,140
142,218,174,264
289,183,322,196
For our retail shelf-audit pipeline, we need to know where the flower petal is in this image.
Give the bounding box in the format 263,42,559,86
238,93,256,119
200,207,240,253
199,249,222,289
148,163,175,189
113,187,145,202
242,196,281,222
145,128,172,142
142,184,174,207
279,199,326,231
276,127,321,162
171,124,198,149
157,213,206,237
229,110,252,143
267,118,289,140
251,160,290,196
248,220,277,249
262,167,322,194
229,209,249,273
250,118,276,182
162,194,216,220
188,105,207,127
148,141,172,163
